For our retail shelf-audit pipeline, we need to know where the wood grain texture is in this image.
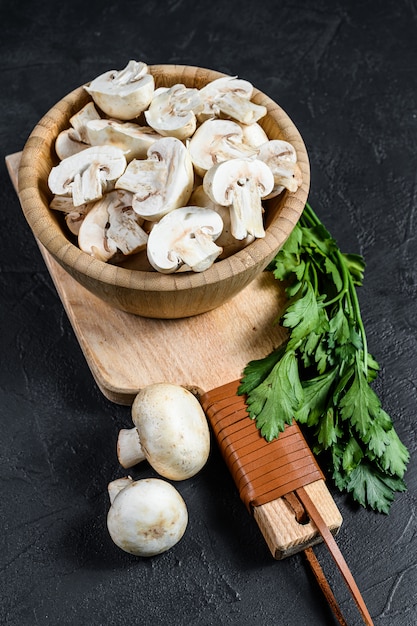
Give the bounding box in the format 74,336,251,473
8,151,289,404
16,64,310,319
253,480,343,559
8,151,342,557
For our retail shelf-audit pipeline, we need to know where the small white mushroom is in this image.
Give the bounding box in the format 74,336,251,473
189,185,255,258
117,382,211,479
107,476,188,557
85,60,155,120
115,136,194,221
198,76,266,125
203,158,274,240
144,83,204,140
257,139,302,197
187,118,258,178
146,206,223,273
86,118,162,161
48,145,127,207
78,190,147,261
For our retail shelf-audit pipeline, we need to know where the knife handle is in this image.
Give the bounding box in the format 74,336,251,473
200,380,342,558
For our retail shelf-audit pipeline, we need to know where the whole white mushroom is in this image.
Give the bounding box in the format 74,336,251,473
117,382,211,480
107,476,188,557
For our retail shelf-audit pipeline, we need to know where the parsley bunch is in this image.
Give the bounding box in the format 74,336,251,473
238,202,409,513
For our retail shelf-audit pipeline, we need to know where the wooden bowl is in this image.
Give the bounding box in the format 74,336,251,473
18,64,310,319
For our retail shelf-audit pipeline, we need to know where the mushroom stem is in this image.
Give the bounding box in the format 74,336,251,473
117,427,146,468
230,177,266,239
108,477,132,504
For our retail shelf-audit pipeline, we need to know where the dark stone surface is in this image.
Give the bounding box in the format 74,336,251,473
1,0,416,624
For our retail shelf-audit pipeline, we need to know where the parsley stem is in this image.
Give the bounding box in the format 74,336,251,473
302,201,368,373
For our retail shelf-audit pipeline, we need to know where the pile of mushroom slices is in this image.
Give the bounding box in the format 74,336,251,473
48,60,302,274
107,382,211,557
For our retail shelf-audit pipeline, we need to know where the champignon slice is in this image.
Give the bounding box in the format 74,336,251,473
147,206,223,273
239,122,269,149
49,195,95,235
84,60,155,120
78,194,118,261
55,129,89,160
54,102,99,160
78,190,147,261
69,102,101,143
257,139,302,197
106,192,148,256
203,158,274,240
86,118,162,161
187,118,258,178
115,136,194,221
189,185,255,258
48,145,127,207
144,83,204,140
198,75,266,125
198,76,253,121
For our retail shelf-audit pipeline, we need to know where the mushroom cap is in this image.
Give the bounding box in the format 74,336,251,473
144,83,203,140
55,129,89,160
116,136,194,221
197,76,253,121
107,477,188,557
85,60,155,120
48,145,127,206
131,383,211,479
146,206,223,273
86,118,162,161
187,118,258,178
203,158,274,206
258,139,301,197
189,185,255,257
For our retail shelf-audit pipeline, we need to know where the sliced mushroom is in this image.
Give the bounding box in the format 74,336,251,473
144,83,204,140
146,206,223,273
107,191,148,256
257,139,302,197
78,190,147,261
86,118,162,161
69,102,101,143
49,195,95,235
54,102,100,160
84,60,155,120
187,118,258,178
54,129,89,160
115,136,194,221
189,185,255,257
198,76,253,120
239,122,269,149
48,145,127,207
198,75,266,125
203,158,274,240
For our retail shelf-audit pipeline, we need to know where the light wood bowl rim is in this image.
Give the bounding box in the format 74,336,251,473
18,64,310,296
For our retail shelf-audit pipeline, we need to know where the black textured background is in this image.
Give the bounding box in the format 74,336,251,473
1,1,416,624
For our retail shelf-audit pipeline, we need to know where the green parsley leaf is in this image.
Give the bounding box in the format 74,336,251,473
345,461,407,514
339,355,382,438
239,201,410,513
244,351,303,441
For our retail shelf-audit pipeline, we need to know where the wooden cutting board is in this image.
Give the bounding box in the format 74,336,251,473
6,151,289,405
7,150,344,566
